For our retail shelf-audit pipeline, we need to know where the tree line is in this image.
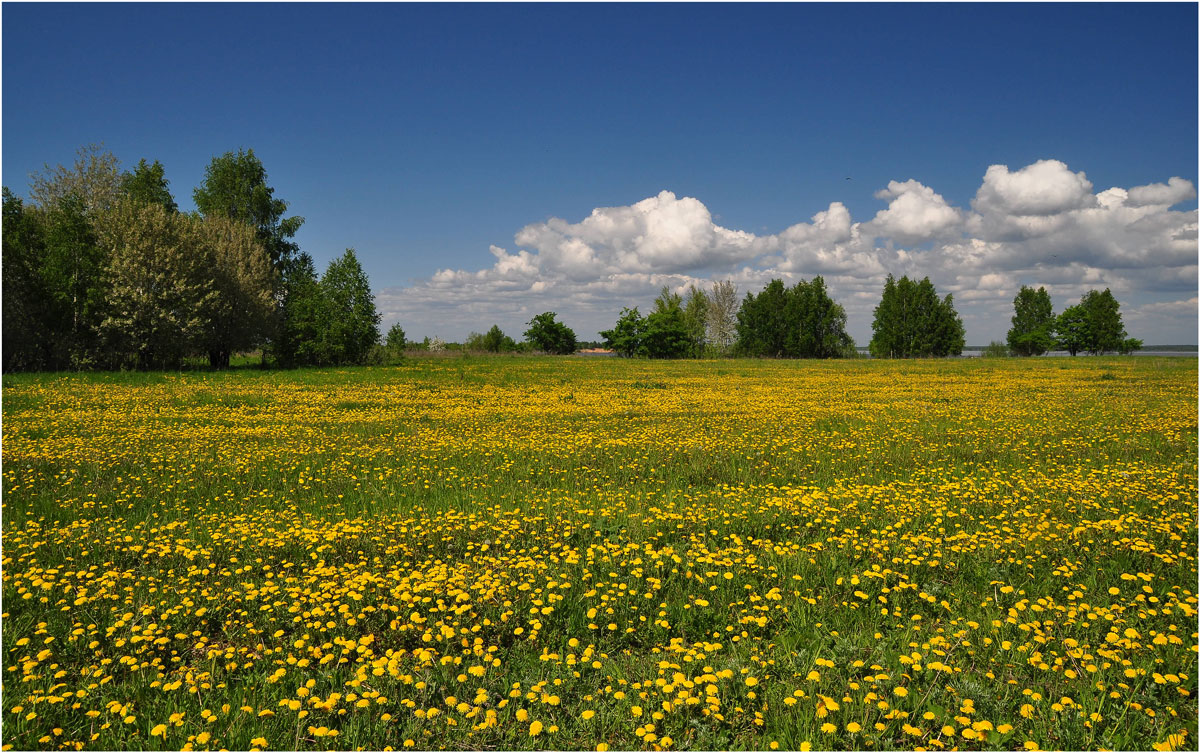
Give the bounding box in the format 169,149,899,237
590,274,1138,359
3,145,381,371
1007,285,1140,356
596,274,955,359
3,146,1143,369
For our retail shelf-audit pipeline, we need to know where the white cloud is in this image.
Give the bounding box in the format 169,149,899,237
378,159,1198,345
867,179,963,244
973,159,1096,217
1126,176,1197,208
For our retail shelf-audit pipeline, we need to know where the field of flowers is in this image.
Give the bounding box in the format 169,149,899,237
2,356,1196,751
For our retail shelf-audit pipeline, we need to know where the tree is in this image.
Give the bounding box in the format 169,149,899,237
2,188,52,370
1055,304,1089,356
706,280,738,355
193,149,304,273
42,193,109,368
318,249,381,365
736,279,791,357
787,276,855,358
29,144,123,216
869,275,964,357
194,215,276,368
524,312,576,354
735,277,854,358
600,307,647,357
1117,337,1143,355
1007,286,1055,356
386,324,407,349
1056,289,1130,356
642,288,694,358
1079,289,1126,355
95,200,218,369
120,159,178,213
482,324,515,353
683,286,709,357
274,253,324,366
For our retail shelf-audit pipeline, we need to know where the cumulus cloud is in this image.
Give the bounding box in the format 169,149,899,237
866,179,963,244
973,159,1097,217
378,159,1198,344
1126,176,1197,208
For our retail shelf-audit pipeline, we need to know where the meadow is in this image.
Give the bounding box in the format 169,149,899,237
1,356,1196,752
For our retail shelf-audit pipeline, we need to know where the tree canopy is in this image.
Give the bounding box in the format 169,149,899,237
1007,285,1055,356
193,148,303,272
524,312,577,354
736,277,854,358
1057,288,1137,356
3,145,379,372
869,275,964,358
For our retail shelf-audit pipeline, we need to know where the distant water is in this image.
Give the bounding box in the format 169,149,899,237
853,348,1197,358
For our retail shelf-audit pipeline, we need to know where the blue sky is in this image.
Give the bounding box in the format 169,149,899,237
4,2,1197,343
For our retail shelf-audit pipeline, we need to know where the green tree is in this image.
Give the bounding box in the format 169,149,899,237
736,279,791,357
2,188,52,370
869,275,963,357
642,289,694,358
193,149,304,272
1007,286,1055,356
318,249,381,365
481,324,515,353
1079,289,1126,355
120,159,178,213
786,276,855,358
194,215,276,368
600,307,647,357
736,277,853,358
386,324,407,349
524,312,577,354
1117,337,1143,355
683,286,709,357
42,193,109,368
1055,304,1089,356
274,253,324,366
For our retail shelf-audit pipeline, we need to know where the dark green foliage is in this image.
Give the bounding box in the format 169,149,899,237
1055,289,1131,356
4,146,382,373
600,307,647,357
1055,304,1089,356
736,279,790,357
41,194,109,368
1007,286,1055,356
193,148,303,272
982,341,1010,358
274,254,325,366
1079,289,1126,355
482,325,516,353
736,277,854,358
643,290,693,359
386,324,407,349
869,275,964,358
524,312,577,354
2,189,53,370
120,159,178,213
1118,337,1143,355
682,286,709,357
317,249,381,365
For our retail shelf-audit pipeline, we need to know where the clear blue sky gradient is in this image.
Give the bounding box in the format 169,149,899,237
4,2,1197,340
